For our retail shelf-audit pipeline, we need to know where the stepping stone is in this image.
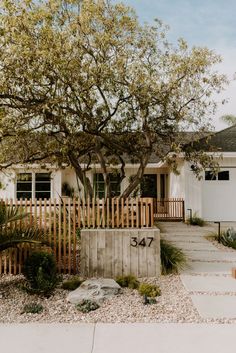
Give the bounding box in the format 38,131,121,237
185,250,236,262
162,236,209,243
181,275,236,292
175,242,217,251
191,295,236,319
182,261,236,274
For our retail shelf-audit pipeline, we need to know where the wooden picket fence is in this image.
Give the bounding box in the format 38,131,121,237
155,198,185,221
0,197,154,275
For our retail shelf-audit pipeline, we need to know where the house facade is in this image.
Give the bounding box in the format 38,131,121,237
0,125,236,222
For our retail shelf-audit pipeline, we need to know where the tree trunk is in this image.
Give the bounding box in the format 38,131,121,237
68,152,94,198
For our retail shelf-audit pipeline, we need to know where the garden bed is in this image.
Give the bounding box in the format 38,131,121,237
1,274,236,324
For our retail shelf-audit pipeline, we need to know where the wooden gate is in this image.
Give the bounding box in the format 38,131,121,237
155,198,185,221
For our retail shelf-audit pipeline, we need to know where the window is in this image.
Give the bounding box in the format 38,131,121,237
94,173,120,199
218,171,229,181
16,173,32,199
205,171,217,181
205,170,229,181
35,173,51,199
16,172,51,199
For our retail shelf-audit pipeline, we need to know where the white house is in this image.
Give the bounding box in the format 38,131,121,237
0,125,236,222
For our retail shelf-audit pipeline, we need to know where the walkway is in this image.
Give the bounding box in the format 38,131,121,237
162,222,236,319
1,323,236,353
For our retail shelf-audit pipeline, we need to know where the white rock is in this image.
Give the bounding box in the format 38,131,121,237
67,278,122,305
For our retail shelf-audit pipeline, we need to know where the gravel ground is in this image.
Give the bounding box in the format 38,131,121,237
205,235,236,252
0,274,236,324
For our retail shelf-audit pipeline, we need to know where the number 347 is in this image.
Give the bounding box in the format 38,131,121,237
131,237,154,248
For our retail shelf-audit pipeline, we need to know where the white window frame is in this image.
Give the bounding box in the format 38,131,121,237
16,172,52,199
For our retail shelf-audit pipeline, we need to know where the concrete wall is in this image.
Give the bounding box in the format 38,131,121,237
80,228,160,278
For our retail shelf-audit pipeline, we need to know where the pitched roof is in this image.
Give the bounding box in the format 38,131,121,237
187,125,236,153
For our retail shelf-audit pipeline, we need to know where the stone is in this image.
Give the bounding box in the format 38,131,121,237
67,278,122,305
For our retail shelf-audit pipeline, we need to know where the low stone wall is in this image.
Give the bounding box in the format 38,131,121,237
80,228,160,278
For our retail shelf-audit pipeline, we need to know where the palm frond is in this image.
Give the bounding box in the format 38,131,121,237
0,228,48,252
0,203,28,226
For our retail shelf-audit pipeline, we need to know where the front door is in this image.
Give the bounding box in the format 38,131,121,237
140,174,157,198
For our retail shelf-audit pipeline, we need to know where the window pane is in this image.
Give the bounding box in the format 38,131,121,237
35,182,51,192
94,173,120,198
36,173,51,181
35,192,51,199
17,173,32,182
17,182,32,191
16,191,32,199
17,173,32,199
218,171,229,180
205,171,216,180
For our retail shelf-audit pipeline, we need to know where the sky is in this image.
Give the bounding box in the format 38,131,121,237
114,0,236,131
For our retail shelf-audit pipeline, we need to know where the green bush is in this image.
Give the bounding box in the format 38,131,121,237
116,275,140,289
23,251,60,296
161,239,187,275
138,283,161,298
76,299,100,313
186,214,205,226
216,227,236,249
62,277,83,291
22,303,43,314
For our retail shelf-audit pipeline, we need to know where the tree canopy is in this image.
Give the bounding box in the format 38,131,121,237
0,0,227,198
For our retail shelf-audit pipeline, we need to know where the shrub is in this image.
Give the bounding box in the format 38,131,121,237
76,299,100,313
217,227,236,249
186,213,205,226
62,277,83,291
23,251,60,296
22,303,43,314
138,283,161,298
116,275,140,289
161,239,187,275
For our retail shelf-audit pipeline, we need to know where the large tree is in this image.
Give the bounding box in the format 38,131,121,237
0,0,227,198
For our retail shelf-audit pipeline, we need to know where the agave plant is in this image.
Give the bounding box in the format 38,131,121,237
0,202,45,252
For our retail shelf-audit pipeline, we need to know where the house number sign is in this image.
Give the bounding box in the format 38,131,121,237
130,237,154,248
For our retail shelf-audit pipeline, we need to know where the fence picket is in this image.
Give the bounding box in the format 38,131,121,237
0,197,157,275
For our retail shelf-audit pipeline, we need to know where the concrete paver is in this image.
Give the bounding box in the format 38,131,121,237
93,323,236,353
175,242,218,251
191,295,236,319
162,222,236,320
163,235,210,243
185,250,236,262
181,275,236,292
182,261,236,274
0,324,94,353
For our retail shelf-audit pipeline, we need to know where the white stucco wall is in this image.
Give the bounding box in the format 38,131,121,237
170,155,236,221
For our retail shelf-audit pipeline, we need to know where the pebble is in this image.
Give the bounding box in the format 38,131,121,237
0,274,236,324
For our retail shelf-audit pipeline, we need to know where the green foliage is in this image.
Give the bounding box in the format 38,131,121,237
0,0,227,199
160,239,187,275
187,214,206,227
22,303,43,314
62,277,83,291
116,275,140,289
76,300,100,313
216,228,236,249
0,202,46,252
138,283,161,298
220,114,236,127
23,251,60,296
